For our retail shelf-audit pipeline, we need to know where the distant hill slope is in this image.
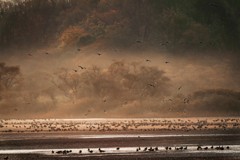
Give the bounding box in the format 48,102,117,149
0,0,240,52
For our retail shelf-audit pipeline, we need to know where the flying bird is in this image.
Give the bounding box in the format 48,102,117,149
77,48,81,51
161,41,169,45
148,83,155,88
114,48,119,52
178,86,182,90
78,66,86,69
45,52,49,55
73,69,78,72
209,3,218,7
146,59,151,62
165,61,170,64
136,40,142,43
184,98,190,104
97,53,102,56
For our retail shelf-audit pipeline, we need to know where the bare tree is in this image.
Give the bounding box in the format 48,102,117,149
0,62,21,91
52,68,82,103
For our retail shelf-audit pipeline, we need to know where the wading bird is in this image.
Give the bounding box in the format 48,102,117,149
99,148,105,153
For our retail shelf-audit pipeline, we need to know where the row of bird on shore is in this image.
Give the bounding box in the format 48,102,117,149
0,145,232,160
1,118,239,133
52,145,230,155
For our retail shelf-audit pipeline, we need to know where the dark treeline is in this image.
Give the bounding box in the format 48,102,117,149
0,0,240,51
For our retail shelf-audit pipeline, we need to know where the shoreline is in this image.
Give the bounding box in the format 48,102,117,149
1,118,240,159
1,152,240,160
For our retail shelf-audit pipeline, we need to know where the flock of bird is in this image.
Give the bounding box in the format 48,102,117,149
24,46,189,116
51,145,231,155
26,47,172,72
2,144,231,159
0,118,239,133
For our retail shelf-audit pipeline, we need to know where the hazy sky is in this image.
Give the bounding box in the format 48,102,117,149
0,45,239,118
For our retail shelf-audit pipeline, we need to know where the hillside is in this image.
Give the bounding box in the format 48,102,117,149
0,0,240,52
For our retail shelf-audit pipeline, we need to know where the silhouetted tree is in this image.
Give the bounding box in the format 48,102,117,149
0,62,21,90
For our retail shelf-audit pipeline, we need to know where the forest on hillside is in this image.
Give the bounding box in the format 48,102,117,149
0,0,240,51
